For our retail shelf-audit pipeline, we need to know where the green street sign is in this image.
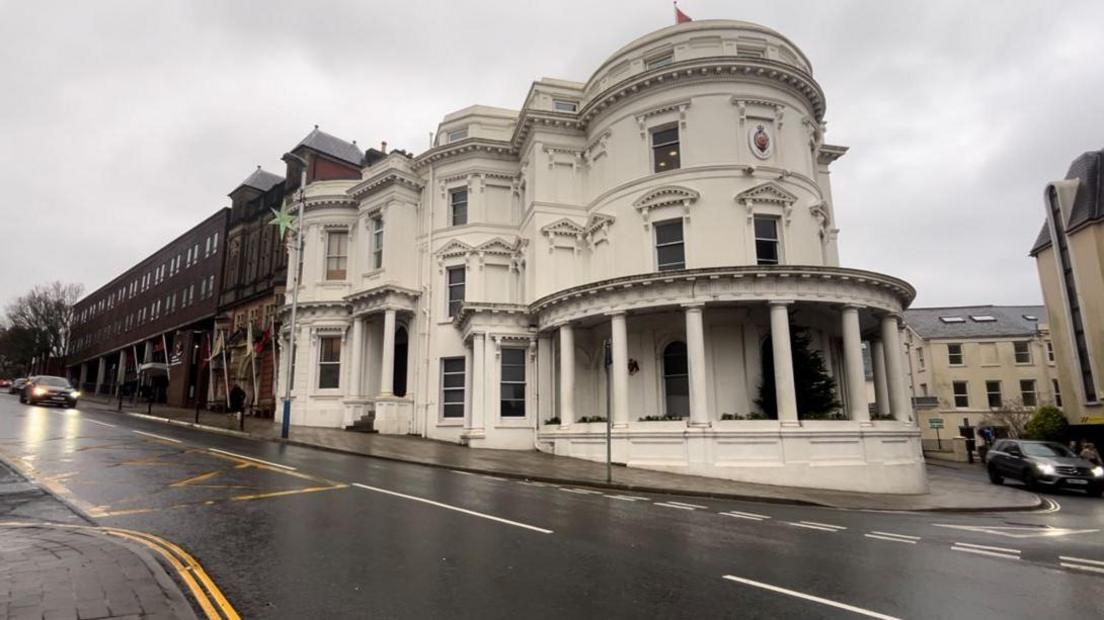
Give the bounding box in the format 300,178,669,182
928,418,945,429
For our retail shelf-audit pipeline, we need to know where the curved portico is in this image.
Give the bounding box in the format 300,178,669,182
529,266,925,494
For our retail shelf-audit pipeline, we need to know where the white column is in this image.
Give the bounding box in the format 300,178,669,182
470,333,486,433
95,357,107,394
684,304,710,427
870,340,890,417
558,324,575,428
349,316,365,397
537,333,554,422
841,305,871,423
881,314,911,422
770,301,799,425
609,312,630,428
378,308,396,396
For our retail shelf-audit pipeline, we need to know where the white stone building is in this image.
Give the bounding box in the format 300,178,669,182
275,20,926,494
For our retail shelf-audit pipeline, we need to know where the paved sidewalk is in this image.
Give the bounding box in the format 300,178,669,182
0,457,196,619
0,525,196,620
84,397,1043,512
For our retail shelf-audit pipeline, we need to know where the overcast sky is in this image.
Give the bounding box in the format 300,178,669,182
2,0,1102,310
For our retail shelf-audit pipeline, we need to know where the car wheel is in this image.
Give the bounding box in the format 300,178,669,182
987,466,1003,485
1023,471,1040,490
18,392,26,404
66,400,76,409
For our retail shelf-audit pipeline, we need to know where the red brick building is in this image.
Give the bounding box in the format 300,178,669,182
67,209,229,408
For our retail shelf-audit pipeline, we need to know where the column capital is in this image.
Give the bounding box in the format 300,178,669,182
841,303,864,311
768,299,795,307
680,302,705,310
604,310,627,317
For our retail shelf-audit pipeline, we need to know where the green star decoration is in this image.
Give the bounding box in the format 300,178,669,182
269,204,298,238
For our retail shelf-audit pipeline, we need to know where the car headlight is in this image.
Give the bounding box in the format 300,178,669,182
32,387,47,396
70,391,81,398
1092,466,1104,478
1035,462,1056,476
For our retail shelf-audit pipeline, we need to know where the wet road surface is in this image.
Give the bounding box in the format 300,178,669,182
0,396,1102,619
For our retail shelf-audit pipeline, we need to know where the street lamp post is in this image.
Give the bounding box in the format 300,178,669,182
279,152,308,439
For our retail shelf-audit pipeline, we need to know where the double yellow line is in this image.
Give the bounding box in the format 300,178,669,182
102,526,239,620
0,523,238,620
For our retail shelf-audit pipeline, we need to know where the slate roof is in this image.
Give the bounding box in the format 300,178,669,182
294,127,363,166
1030,148,1104,255
234,167,284,194
904,305,1047,340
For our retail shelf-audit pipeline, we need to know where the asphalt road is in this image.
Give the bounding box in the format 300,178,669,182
0,395,1101,619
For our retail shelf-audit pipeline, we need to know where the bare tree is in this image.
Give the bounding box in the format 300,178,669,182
981,400,1033,439
4,282,83,373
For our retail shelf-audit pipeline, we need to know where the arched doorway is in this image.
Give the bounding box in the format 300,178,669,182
393,326,408,397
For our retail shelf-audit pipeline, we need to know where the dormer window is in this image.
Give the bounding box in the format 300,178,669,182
553,99,578,112
1022,314,1038,321
969,315,996,322
939,316,965,324
446,128,468,143
646,53,673,69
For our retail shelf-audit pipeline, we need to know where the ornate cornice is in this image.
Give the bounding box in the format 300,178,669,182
348,167,424,199
530,265,916,330
413,138,518,169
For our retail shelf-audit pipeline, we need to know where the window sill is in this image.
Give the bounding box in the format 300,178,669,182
437,420,464,427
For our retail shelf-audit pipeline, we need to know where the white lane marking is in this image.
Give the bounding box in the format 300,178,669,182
933,523,1096,538
208,448,297,471
722,575,901,620
655,502,696,510
787,522,841,532
952,546,1021,560
952,542,1020,554
560,487,601,495
720,511,769,521
870,531,920,541
865,534,918,544
1061,562,1104,575
451,470,475,476
727,510,771,519
131,430,181,444
517,480,549,487
1060,555,1104,567
351,482,552,534
799,520,846,530
665,501,708,509
606,495,647,502
479,475,506,482
84,419,116,428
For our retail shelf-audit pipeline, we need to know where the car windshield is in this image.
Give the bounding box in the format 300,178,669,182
38,377,71,388
1021,442,1074,458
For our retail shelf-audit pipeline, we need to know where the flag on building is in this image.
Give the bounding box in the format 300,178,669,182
208,330,224,362
199,332,211,368
254,325,271,355
674,2,692,23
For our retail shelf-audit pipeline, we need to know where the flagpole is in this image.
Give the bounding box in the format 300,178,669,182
280,151,308,439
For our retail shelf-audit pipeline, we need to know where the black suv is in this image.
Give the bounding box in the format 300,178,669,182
987,439,1103,496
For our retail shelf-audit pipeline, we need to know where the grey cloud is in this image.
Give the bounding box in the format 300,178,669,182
1,1,1101,309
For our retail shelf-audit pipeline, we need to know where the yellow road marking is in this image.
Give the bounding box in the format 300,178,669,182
106,529,222,619
169,471,222,487
230,484,349,502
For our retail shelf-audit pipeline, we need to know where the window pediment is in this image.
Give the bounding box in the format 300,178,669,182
632,185,700,222
434,239,474,260
735,181,798,224
540,218,585,239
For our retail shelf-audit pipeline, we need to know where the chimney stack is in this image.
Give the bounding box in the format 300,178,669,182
381,141,388,154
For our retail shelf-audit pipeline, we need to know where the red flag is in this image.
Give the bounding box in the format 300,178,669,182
674,2,692,24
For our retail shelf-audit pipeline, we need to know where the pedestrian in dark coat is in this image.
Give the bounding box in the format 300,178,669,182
229,384,246,414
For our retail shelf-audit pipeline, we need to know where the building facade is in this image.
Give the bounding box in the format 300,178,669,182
68,209,228,408
275,20,925,493
903,306,1059,449
1031,149,1104,433
214,167,287,415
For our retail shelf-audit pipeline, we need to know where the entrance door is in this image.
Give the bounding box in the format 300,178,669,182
393,326,408,397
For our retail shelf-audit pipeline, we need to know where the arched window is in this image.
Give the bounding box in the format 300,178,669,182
662,341,689,417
